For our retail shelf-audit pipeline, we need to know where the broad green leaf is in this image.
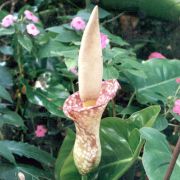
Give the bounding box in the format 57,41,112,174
0,27,15,36
0,110,25,128
25,82,68,117
38,40,78,59
153,115,168,131
140,127,180,180
126,60,180,104
55,28,80,43
18,34,33,52
0,163,53,180
127,105,160,130
101,27,129,46
46,26,63,33
0,140,55,166
55,129,76,180
47,26,81,43
0,66,13,88
57,106,160,180
0,84,12,103
103,65,119,80
0,11,7,20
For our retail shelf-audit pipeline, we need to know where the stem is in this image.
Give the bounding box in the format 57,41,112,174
101,12,124,26
70,79,75,93
17,43,23,77
164,137,180,180
15,38,24,112
0,130,4,140
122,91,136,119
0,0,11,10
81,175,88,180
174,85,180,98
111,99,116,117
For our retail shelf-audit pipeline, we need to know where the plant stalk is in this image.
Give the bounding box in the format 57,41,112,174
122,91,136,119
82,175,88,180
164,137,180,180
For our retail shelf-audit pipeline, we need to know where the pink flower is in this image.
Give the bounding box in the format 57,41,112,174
24,10,39,23
1,14,15,28
26,23,40,36
173,99,180,116
35,125,47,137
148,52,166,59
176,78,180,83
69,67,78,76
100,33,109,49
70,17,86,31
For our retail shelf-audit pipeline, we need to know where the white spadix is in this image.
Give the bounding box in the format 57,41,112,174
78,6,103,107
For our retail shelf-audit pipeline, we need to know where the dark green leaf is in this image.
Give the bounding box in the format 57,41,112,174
18,34,33,52
0,163,53,180
0,46,13,55
101,27,129,46
140,127,180,180
103,65,119,80
0,84,12,102
55,129,76,180
126,60,180,104
38,40,78,59
0,27,15,36
0,66,13,88
25,82,68,117
0,140,55,166
0,110,25,128
153,115,168,131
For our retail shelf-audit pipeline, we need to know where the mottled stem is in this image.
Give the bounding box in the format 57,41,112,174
164,137,180,180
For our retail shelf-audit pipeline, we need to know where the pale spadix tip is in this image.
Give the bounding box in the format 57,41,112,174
78,6,103,107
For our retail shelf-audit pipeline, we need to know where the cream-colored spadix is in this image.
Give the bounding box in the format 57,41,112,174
78,6,103,107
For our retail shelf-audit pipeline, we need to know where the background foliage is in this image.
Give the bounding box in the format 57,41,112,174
0,0,179,179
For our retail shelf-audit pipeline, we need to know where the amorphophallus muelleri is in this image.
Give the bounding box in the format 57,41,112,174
63,6,120,175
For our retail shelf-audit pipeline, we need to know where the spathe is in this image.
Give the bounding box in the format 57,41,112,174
78,6,103,107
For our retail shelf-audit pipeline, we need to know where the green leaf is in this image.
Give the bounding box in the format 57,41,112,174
25,82,68,117
57,106,160,180
101,27,129,46
55,129,76,180
0,66,13,88
0,46,13,55
140,127,180,180
0,163,53,180
0,140,55,166
127,105,161,130
103,65,119,80
47,26,81,43
38,40,78,59
0,84,12,103
153,115,168,131
126,60,180,104
18,34,33,52
0,27,15,36
56,29,80,43
0,110,25,128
